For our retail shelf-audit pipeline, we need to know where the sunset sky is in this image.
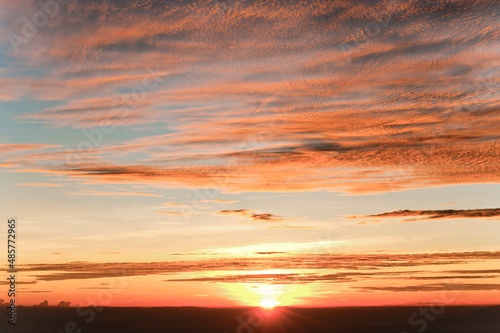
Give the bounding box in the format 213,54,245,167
0,0,499,308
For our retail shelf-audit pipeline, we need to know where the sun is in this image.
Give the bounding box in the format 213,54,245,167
259,299,276,309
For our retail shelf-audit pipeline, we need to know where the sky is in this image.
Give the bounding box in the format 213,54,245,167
0,0,499,308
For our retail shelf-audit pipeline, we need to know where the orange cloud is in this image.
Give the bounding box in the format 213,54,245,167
157,211,190,216
17,251,500,284
0,144,62,154
63,189,163,197
1,0,498,194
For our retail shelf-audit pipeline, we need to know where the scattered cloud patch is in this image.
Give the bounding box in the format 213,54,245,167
218,209,284,222
352,208,500,222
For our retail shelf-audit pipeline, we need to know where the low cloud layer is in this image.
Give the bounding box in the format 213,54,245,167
14,251,500,283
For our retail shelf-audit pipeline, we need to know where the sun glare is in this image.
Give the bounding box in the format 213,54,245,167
259,299,276,309
220,280,316,308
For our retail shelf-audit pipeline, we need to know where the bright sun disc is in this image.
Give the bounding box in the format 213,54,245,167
259,299,276,309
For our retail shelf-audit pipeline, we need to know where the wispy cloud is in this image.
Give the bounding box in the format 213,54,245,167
63,189,163,197
0,144,62,154
356,284,500,292
14,251,500,287
163,203,187,207
157,211,190,216
16,183,63,187
437,202,474,207
1,0,498,194
218,209,284,222
200,199,239,204
352,208,500,222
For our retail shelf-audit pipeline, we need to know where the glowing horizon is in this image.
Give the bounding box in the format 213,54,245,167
1,0,499,309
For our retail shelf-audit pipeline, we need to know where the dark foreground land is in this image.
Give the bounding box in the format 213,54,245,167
1,306,499,333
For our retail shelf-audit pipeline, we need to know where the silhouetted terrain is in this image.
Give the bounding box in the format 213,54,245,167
1,306,499,333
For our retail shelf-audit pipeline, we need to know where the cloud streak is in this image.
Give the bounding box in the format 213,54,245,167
353,208,500,222
10,251,500,296
16,183,63,187
218,209,285,222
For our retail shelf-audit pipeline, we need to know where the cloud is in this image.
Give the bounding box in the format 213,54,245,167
163,203,187,207
357,284,500,293
166,273,499,285
218,209,253,215
200,199,239,204
409,275,497,280
17,251,500,282
437,202,474,207
34,300,49,307
16,183,63,187
166,272,354,284
0,144,63,153
0,163,17,168
217,209,284,222
447,269,500,274
63,189,163,197
156,211,190,216
353,208,500,222
24,291,54,294
20,97,154,128
56,301,72,308
1,0,499,194
252,213,284,222
0,280,37,285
